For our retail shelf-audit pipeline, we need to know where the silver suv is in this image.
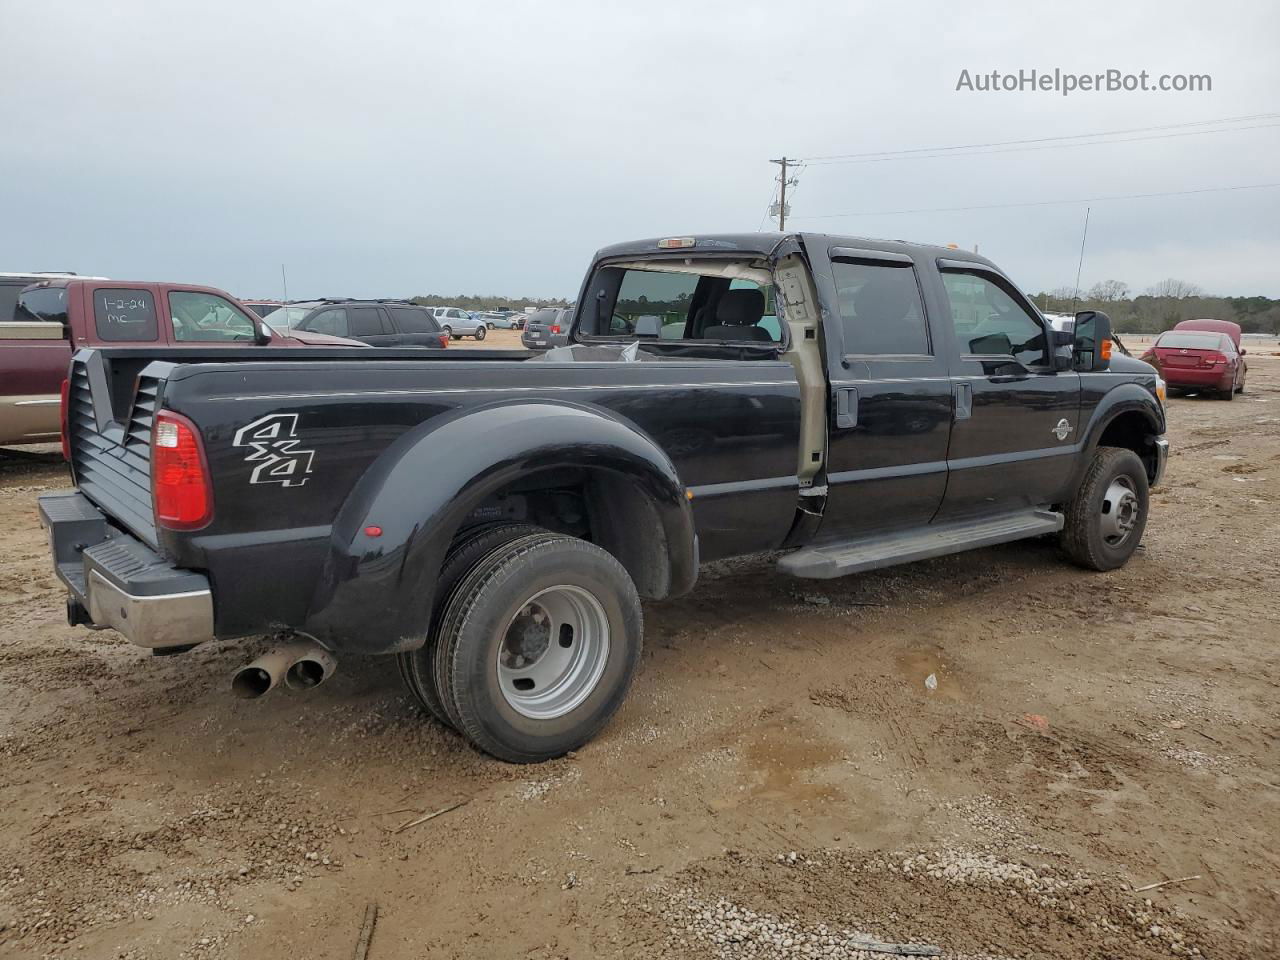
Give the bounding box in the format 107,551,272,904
431,307,488,340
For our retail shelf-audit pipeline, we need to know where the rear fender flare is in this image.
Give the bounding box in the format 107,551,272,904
305,401,696,654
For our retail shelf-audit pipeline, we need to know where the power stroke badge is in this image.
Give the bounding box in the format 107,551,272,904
232,414,316,487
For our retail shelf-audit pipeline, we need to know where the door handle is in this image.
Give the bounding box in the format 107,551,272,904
953,382,972,421
835,387,858,428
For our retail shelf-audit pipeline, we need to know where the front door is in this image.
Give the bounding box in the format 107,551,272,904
931,262,1080,520
815,247,953,541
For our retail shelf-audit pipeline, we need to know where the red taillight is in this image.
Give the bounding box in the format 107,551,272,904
59,378,71,461
1207,352,1227,364
550,324,561,334
152,410,212,530
438,333,449,348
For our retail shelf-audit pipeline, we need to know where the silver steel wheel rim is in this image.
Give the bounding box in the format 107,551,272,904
1100,476,1140,546
497,585,610,720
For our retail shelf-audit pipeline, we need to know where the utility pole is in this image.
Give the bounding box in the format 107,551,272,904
769,157,795,230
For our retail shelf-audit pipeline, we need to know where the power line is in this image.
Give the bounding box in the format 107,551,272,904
798,112,1280,164
790,181,1280,220
799,122,1280,166
754,180,780,232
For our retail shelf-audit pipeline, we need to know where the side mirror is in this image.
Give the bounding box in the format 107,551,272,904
1072,310,1112,371
633,315,661,338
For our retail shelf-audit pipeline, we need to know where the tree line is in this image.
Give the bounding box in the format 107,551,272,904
1030,279,1280,335
409,294,569,312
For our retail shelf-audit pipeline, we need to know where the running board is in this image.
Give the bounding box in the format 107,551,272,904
778,509,1064,580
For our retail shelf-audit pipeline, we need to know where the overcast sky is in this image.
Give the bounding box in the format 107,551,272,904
3,0,1278,300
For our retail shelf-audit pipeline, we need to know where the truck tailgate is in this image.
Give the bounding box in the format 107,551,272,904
67,354,163,547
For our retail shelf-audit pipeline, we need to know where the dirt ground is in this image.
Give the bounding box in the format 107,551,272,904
1,346,1278,960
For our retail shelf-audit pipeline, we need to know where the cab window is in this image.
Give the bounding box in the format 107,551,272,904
93,288,158,342
168,291,258,342
941,270,1047,367
831,260,929,356
594,266,780,343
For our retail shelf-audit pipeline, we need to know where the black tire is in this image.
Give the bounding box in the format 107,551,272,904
397,523,548,728
437,536,643,763
442,325,452,338
1061,446,1150,571
474,325,487,341
1222,386,1235,401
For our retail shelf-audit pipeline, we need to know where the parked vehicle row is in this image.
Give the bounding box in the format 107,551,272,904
38,231,1168,764
0,276,362,447
263,299,450,349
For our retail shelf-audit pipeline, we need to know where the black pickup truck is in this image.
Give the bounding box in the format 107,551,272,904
39,233,1168,762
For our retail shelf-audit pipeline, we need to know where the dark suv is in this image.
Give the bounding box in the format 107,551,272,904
521,307,572,350
263,299,448,348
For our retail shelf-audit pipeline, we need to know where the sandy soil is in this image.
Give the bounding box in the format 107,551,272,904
1,351,1278,960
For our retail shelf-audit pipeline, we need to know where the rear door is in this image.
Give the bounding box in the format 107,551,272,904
810,245,953,540
348,305,399,346
931,261,1080,520
388,305,444,347
1,283,72,443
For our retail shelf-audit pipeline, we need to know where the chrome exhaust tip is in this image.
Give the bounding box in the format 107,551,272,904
232,639,336,699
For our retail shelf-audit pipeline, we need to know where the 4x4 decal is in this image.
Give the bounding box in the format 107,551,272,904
232,414,315,487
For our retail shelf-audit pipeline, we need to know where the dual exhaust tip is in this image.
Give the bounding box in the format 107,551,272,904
232,638,337,700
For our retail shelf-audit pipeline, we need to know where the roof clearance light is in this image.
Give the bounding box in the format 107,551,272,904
658,237,696,249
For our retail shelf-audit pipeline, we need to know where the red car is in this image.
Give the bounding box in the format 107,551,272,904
1,278,362,447
1141,327,1247,400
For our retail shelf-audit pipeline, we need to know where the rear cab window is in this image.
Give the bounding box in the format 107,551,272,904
93,288,158,342
581,261,783,345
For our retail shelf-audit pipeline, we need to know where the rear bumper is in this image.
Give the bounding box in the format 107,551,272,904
38,491,214,650
1152,438,1169,487
1162,367,1230,388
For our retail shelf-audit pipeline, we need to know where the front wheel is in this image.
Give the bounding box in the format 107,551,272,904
1061,446,1150,571
474,325,487,341
436,536,643,763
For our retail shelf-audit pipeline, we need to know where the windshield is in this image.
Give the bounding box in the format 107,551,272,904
1157,332,1225,350
264,305,317,333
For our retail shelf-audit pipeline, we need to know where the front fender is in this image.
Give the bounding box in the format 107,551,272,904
304,401,696,654
1068,381,1165,492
